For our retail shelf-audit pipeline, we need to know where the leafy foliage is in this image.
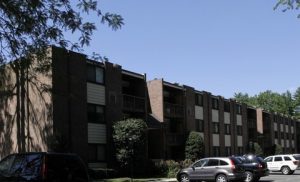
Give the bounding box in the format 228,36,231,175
274,144,283,155
0,0,124,64
234,88,300,119
185,131,204,161
253,142,263,156
112,118,147,169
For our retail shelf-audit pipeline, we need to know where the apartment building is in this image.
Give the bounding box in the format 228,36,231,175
246,108,297,155
1,46,299,168
147,79,249,159
0,46,147,168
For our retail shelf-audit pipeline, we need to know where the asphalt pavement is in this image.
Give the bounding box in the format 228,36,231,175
256,170,300,182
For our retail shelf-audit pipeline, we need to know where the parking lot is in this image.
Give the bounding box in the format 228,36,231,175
260,170,300,182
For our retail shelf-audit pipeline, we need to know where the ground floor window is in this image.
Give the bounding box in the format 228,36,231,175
225,147,231,156
237,147,243,155
213,146,220,157
88,144,106,162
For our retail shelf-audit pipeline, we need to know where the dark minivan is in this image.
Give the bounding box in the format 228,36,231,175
0,152,89,182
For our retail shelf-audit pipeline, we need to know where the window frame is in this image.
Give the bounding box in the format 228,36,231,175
87,103,105,124
88,144,106,162
87,64,105,84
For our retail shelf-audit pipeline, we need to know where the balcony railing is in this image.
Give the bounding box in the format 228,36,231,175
123,94,145,112
164,102,184,118
167,134,184,146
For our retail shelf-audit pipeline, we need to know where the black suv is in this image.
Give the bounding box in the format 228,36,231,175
0,152,89,182
235,155,269,182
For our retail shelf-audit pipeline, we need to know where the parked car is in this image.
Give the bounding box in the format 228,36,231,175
176,157,246,182
235,155,269,182
264,154,299,175
0,152,89,182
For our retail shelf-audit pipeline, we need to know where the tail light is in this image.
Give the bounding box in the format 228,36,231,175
258,164,263,169
229,159,236,171
41,156,47,180
293,160,299,166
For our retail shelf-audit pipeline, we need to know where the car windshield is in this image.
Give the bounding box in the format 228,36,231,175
230,157,242,164
0,154,42,178
293,155,300,160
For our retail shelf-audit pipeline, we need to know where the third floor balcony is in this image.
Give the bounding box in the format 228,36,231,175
164,102,184,118
123,94,145,113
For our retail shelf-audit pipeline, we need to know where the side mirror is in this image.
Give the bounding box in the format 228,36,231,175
192,166,195,171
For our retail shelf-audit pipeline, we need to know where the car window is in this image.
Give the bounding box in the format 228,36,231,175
257,157,264,163
274,157,282,161
0,155,15,174
20,154,43,178
293,155,300,160
193,159,208,168
284,156,292,161
230,157,242,164
264,157,273,162
206,159,219,166
220,160,228,166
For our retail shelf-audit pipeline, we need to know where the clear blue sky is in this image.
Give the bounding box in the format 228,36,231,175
71,0,300,99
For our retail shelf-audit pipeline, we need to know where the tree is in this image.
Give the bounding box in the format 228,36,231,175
0,1,123,154
185,131,204,161
112,118,147,174
253,142,263,156
234,89,299,118
274,0,300,15
274,144,283,155
0,0,124,65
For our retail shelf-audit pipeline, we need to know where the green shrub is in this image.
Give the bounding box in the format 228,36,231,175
151,160,180,178
185,131,204,161
180,159,193,168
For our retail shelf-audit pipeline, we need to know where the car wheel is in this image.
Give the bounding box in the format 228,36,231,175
216,174,227,182
244,171,253,182
179,174,189,182
281,166,291,175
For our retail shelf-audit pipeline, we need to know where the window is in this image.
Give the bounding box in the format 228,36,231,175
274,157,282,161
238,147,243,155
212,98,219,109
286,133,289,140
213,147,220,157
88,144,106,162
284,156,292,161
236,104,242,114
281,132,284,138
237,126,243,136
195,119,204,132
224,101,230,112
225,147,231,156
193,159,208,168
195,94,203,106
213,122,220,134
264,157,273,162
207,159,219,166
225,124,231,135
87,104,105,123
87,65,104,84
274,131,278,139
220,160,228,166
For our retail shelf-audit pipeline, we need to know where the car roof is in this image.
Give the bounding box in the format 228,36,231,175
197,157,231,160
